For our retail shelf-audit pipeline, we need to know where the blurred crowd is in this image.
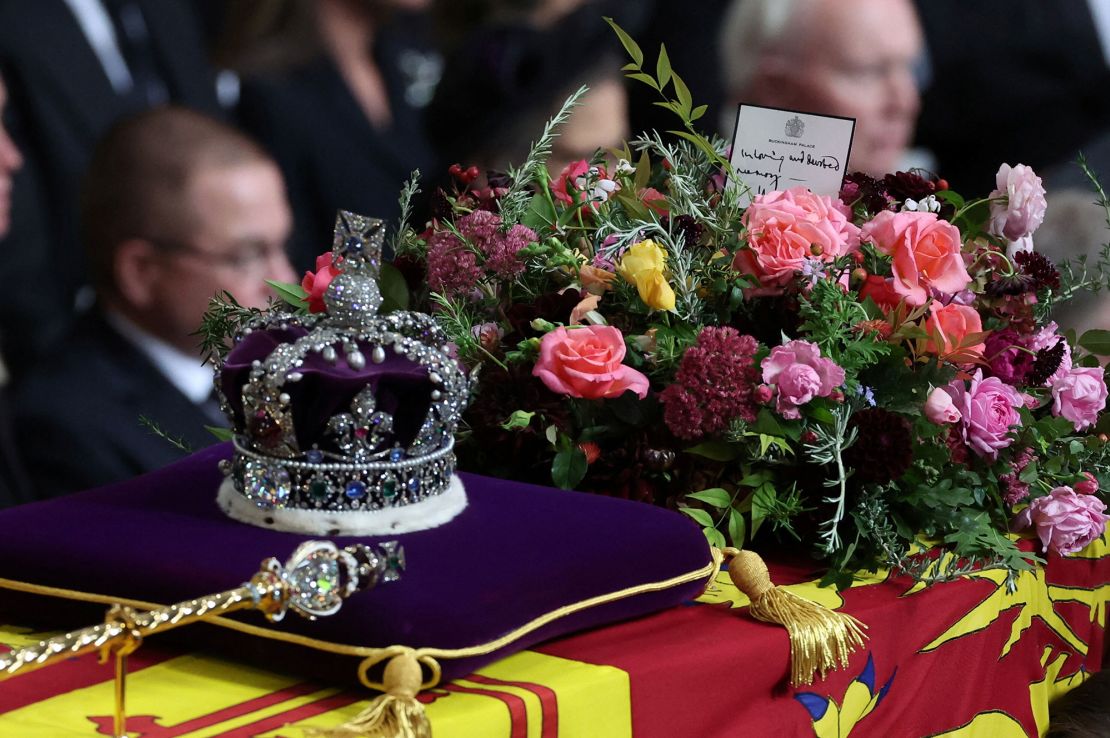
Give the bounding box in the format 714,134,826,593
0,0,1109,508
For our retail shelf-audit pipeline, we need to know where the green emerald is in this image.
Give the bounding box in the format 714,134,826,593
383,479,398,499
309,479,330,500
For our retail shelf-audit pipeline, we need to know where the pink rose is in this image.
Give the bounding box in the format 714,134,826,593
925,386,961,424
923,302,986,362
1075,472,1099,496
551,160,609,206
761,339,845,420
989,163,1047,241
551,160,590,205
861,210,971,306
942,370,1023,459
1050,366,1108,431
735,187,861,287
533,325,650,400
301,253,343,314
1014,486,1108,556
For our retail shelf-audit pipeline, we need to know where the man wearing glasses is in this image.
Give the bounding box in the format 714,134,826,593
13,106,296,501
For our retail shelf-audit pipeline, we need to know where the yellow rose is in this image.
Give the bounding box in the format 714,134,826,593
617,240,676,311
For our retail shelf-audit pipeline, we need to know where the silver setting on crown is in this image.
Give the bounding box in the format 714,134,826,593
216,211,471,517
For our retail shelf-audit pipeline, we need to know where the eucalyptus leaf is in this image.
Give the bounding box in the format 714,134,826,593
703,527,726,549
1078,329,1110,355
603,16,644,67
727,508,747,546
266,279,309,310
627,72,660,90
684,440,740,462
379,262,409,313
751,483,776,537
552,448,588,489
679,506,714,527
686,487,731,508
671,72,693,117
655,43,672,88
521,192,557,230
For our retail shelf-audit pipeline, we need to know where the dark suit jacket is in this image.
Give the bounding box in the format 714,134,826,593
13,310,219,501
0,0,220,374
236,41,438,272
914,0,1110,189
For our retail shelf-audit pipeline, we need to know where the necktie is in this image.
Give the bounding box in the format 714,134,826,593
103,0,169,108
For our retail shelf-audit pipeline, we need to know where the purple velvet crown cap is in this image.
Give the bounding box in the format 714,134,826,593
219,325,434,452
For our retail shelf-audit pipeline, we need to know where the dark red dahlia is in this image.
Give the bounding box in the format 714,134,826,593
842,408,913,485
1014,251,1060,291
840,172,891,214
662,214,706,249
504,289,584,340
1028,337,1067,387
883,170,936,201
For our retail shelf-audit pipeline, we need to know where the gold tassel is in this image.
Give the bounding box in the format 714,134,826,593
725,549,867,687
307,651,431,738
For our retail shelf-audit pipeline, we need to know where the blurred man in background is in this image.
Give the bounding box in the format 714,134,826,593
0,73,31,507
0,0,221,374
718,0,924,177
14,107,296,500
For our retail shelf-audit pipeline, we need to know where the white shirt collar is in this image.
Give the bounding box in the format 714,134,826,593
105,311,214,405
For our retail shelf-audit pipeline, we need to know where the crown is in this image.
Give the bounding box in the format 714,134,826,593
214,211,471,535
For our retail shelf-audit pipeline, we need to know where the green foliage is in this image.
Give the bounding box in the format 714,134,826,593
604,17,732,172
378,262,410,313
797,277,891,376
499,86,588,226
194,291,268,366
266,280,309,310
390,169,423,257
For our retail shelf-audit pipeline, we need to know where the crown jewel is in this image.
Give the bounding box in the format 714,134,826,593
215,211,471,535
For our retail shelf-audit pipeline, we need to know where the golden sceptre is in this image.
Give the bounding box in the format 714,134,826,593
0,539,404,737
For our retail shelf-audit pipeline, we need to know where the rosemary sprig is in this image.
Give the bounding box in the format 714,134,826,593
498,85,589,225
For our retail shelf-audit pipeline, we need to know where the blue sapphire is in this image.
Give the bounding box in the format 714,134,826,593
344,236,363,255
407,477,421,493
306,449,324,464
345,481,367,501
389,448,405,463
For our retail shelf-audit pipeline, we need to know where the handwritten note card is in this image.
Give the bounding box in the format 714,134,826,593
728,104,855,204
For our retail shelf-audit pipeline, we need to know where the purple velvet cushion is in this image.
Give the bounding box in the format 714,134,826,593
0,443,711,682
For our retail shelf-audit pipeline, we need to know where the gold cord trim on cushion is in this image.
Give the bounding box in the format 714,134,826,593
720,548,868,687
0,551,717,675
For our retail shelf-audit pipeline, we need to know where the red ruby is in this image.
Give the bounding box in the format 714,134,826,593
248,410,284,448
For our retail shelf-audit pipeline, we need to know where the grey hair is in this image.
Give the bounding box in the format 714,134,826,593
718,0,804,133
